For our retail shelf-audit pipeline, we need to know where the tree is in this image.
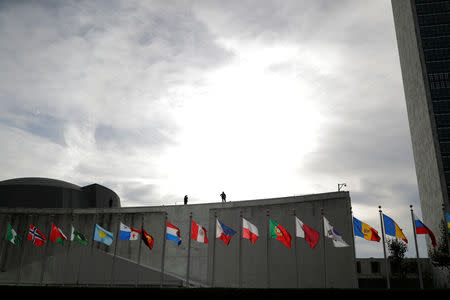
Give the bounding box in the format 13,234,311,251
387,238,408,277
428,220,450,269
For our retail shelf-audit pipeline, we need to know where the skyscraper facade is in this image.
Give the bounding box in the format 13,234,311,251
392,0,450,246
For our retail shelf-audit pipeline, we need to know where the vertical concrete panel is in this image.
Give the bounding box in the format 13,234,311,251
295,201,325,288
0,192,355,288
133,212,165,285
43,213,71,285
267,205,297,288
209,208,240,287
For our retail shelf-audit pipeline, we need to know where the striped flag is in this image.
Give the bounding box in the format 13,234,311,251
242,218,259,244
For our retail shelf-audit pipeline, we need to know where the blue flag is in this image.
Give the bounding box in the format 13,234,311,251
93,224,114,246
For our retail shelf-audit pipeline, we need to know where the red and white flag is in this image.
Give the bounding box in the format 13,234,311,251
242,218,259,244
295,216,320,249
28,224,47,247
191,220,208,243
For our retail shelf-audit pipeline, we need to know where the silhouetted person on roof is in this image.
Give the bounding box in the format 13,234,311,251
220,191,226,203
184,195,188,205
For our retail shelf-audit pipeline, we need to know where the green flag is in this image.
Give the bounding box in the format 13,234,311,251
6,224,19,246
70,225,88,245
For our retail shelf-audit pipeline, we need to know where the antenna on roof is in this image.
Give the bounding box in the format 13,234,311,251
338,183,347,191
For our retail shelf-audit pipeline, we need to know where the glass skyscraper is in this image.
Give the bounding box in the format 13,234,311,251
392,0,450,248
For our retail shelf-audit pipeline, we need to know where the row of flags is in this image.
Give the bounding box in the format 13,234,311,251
3,216,348,250
353,213,438,247
4,211,443,251
6,222,155,250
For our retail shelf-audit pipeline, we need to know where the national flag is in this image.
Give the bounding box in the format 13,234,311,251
242,218,259,244
93,224,114,246
446,213,450,233
166,221,181,245
70,225,88,245
50,222,67,244
414,214,437,247
28,224,46,247
6,224,19,246
382,214,408,243
216,219,236,246
353,217,381,242
269,219,291,248
119,222,141,240
141,227,154,250
323,217,349,247
191,220,208,243
295,216,320,249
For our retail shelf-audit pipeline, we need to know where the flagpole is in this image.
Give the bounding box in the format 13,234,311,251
160,212,167,288
63,213,75,286
0,215,12,272
238,211,243,288
74,215,87,286
211,211,217,287
266,208,270,288
135,213,144,287
110,213,121,286
379,206,390,289
292,208,299,288
186,212,192,287
350,206,359,288
40,214,52,286
85,213,98,287
410,205,424,289
17,213,31,286
320,208,327,288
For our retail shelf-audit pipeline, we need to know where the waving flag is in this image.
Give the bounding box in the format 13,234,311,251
70,225,88,246
414,214,437,247
191,220,208,243
6,224,20,246
216,219,236,246
166,222,181,245
141,227,154,250
353,217,380,242
93,224,114,246
295,217,320,249
242,218,259,244
383,214,408,243
28,224,47,247
323,217,349,247
446,213,450,233
119,222,141,240
270,219,291,248
50,222,67,244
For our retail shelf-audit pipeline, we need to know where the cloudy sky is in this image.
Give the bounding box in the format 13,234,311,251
0,0,429,258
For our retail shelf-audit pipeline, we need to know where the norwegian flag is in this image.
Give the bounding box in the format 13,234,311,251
28,224,47,247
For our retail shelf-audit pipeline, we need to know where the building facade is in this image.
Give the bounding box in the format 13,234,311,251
0,178,357,288
391,0,450,248
0,178,121,208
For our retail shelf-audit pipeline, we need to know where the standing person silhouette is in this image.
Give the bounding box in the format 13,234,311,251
220,191,226,203
184,195,188,205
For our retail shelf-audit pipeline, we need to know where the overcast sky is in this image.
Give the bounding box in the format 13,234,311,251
0,0,430,258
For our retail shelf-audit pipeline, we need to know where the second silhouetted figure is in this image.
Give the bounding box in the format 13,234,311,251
220,191,226,203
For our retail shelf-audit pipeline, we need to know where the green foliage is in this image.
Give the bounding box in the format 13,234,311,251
428,220,450,269
387,238,408,277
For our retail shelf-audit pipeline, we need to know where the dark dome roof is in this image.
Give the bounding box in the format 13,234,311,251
0,177,82,190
